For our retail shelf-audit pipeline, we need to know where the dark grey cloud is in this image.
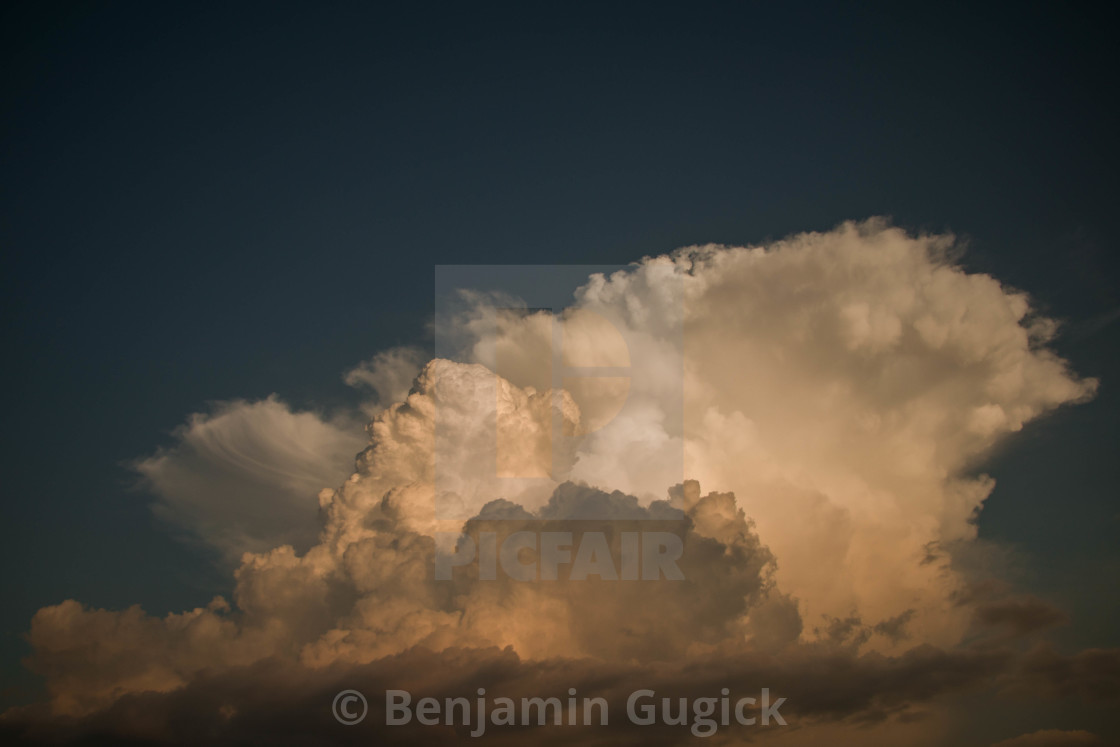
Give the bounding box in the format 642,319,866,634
1015,645,1120,702
974,597,1069,639
0,643,1017,746
990,729,1104,747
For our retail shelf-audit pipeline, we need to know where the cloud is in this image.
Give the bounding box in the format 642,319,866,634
973,596,1069,638
454,219,1097,649
1015,644,1120,701
133,396,367,560
7,220,1111,744
990,730,1103,747
343,346,427,416
19,474,788,716
0,644,1015,746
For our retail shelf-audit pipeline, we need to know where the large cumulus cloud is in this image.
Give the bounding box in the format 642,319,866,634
462,219,1096,648
5,220,1113,745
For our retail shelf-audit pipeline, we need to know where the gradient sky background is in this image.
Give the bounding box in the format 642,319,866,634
1,0,1117,716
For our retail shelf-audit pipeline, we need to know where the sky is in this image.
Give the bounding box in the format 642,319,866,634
1,2,1118,745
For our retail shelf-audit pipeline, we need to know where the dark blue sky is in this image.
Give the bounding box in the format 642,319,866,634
1,1,1117,706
